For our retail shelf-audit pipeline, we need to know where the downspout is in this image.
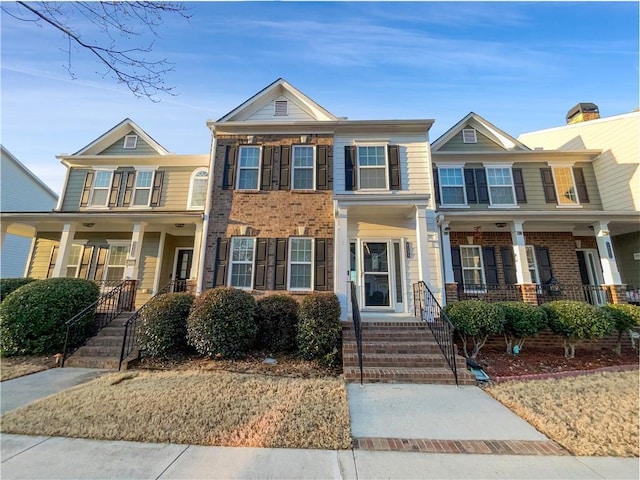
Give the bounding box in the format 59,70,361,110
196,125,216,295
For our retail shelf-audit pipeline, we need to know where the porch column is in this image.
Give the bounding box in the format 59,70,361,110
124,222,146,280
191,222,203,280
440,221,454,283
415,206,429,284
0,222,7,249
510,221,531,284
335,205,349,320
52,223,77,277
593,221,622,285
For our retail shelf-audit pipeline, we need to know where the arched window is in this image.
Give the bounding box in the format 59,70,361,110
187,168,208,209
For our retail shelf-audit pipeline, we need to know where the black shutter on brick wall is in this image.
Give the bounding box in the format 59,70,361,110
482,247,499,285
47,246,59,278
80,171,94,206
213,238,230,287
345,146,357,191
501,247,517,284
512,168,527,203
253,238,268,289
279,146,291,190
388,145,401,190
475,169,489,204
223,145,237,190
573,167,590,203
274,238,288,290
314,238,330,291
108,171,122,207
433,168,441,204
536,246,553,284
316,145,329,190
261,147,274,191
540,168,557,203
451,247,463,285
122,171,135,206
464,169,477,203
149,171,164,207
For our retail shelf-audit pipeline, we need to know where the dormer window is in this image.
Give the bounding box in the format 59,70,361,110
124,135,138,149
462,128,477,144
274,100,288,116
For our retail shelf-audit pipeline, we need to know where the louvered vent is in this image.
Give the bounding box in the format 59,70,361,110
462,128,477,143
123,135,138,149
274,100,288,116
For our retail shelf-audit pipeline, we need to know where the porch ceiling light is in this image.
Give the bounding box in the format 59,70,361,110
175,223,185,228
82,223,94,228
495,223,507,228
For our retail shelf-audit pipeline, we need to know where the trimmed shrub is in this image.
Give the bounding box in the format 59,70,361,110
138,293,194,358
444,300,505,359
0,278,37,302
297,293,341,367
255,294,299,352
543,300,614,358
600,303,640,354
0,278,100,356
187,287,257,359
496,301,547,355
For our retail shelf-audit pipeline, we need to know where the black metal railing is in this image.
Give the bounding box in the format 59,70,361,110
456,283,523,302
413,281,458,386
118,280,185,370
349,281,363,385
61,280,137,367
536,284,611,306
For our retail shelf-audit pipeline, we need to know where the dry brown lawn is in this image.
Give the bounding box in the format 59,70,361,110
0,370,351,450
487,371,639,457
1,356,54,381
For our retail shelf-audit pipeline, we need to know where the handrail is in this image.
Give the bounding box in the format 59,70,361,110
349,281,364,385
61,279,137,367
412,281,458,386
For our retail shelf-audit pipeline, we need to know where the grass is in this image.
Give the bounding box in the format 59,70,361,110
0,370,352,450
487,371,639,457
1,356,54,381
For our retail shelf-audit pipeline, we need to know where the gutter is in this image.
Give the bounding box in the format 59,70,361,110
196,126,216,295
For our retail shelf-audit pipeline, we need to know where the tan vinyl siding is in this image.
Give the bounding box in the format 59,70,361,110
439,129,504,152
98,132,160,155
158,234,194,288
138,233,160,291
612,231,640,287
243,93,317,122
27,235,59,278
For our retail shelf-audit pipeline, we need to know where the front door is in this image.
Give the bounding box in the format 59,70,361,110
173,249,193,292
362,241,391,308
576,249,605,305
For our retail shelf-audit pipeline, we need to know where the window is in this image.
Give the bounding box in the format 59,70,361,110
133,170,154,206
66,244,83,277
274,100,288,116
90,171,112,206
123,135,138,149
104,244,129,281
525,246,540,284
438,167,466,205
460,246,485,289
358,145,387,189
229,237,255,288
552,167,578,205
486,167,516,205
188,168,208,209
292,146,314,190
288,238,313,290
237,146,260,190
462,128,477,143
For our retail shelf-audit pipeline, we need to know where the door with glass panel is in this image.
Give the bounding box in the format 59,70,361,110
362,241,391,307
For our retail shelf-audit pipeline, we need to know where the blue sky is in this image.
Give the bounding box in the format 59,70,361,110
1,1,638,195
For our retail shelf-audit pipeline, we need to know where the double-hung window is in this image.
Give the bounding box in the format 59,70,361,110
90,170,112,207
460,245,485,290
357,145,387,189
288,238,313,290
552,166,579,205
486,167,516,205
438,167,466,205
133,170,154,206
104,244,129,281
292,146,315,190
237,146,260,190
188,168,208,209
229,237,255,289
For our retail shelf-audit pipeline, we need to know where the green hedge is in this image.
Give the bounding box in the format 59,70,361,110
496,301,547,354
444,300,504,358
0,278,37,302
297,293,342,367
600,303,640,354
138,293,194,358
255,294,299,352
0,278,100,356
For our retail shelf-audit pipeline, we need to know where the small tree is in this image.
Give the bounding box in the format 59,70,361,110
496,302,547,354
444,300,504,359
543,300,614,358
600,303,640,354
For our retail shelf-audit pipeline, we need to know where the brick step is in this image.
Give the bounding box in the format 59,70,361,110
343,341,444,355
69,345,122,357
64,356,120,369
85,336,124,347
343,352,453,368
343,366,476,385
344,331,437,342
343,323,427,331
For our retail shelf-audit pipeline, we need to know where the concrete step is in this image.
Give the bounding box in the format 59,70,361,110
95,326,126,336
86,336,123,347
343,352,452,368
68,345,122,357
343,366,476,385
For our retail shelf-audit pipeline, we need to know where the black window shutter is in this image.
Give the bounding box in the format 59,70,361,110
475,169,489,204
274,238,288,290
573,167,590,203
261,147,273,191
482,247,498,285
536,246,553,284
47,245,59,278
78,246,94,279
122,171,135,206
223,145,237,190
540,168,557,203
108,171,123,207
253,238,268,290
464,169,477,203
345,146,357,191
149,171,164,207
388,145,401,190
451,247,463,285
213,238,230,287
80,171,94,206
501,247,517,284
315,238,329,291
512,168,527,203
93,247,108,281
433,169,441,204
279,146,291,191
316,145,328,190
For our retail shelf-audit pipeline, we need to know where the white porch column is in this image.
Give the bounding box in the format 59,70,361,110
510,221,532,284
125,222,146,280
0,222,8,250
52,223,77,277
335,205,349,320
440,221,454,283
593,221,622,285
191,222,203,280
415,205,429,284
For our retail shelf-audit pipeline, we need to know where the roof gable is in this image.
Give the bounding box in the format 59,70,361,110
432,112,530,153
217,78,337,123
71,118,170,156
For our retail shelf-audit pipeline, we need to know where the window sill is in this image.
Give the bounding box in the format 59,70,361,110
84,206,109,210
439,204,471,209
235,189,262,194
129,206,152,210
186,206,205,211
555,204,583,209
488,205,519,209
